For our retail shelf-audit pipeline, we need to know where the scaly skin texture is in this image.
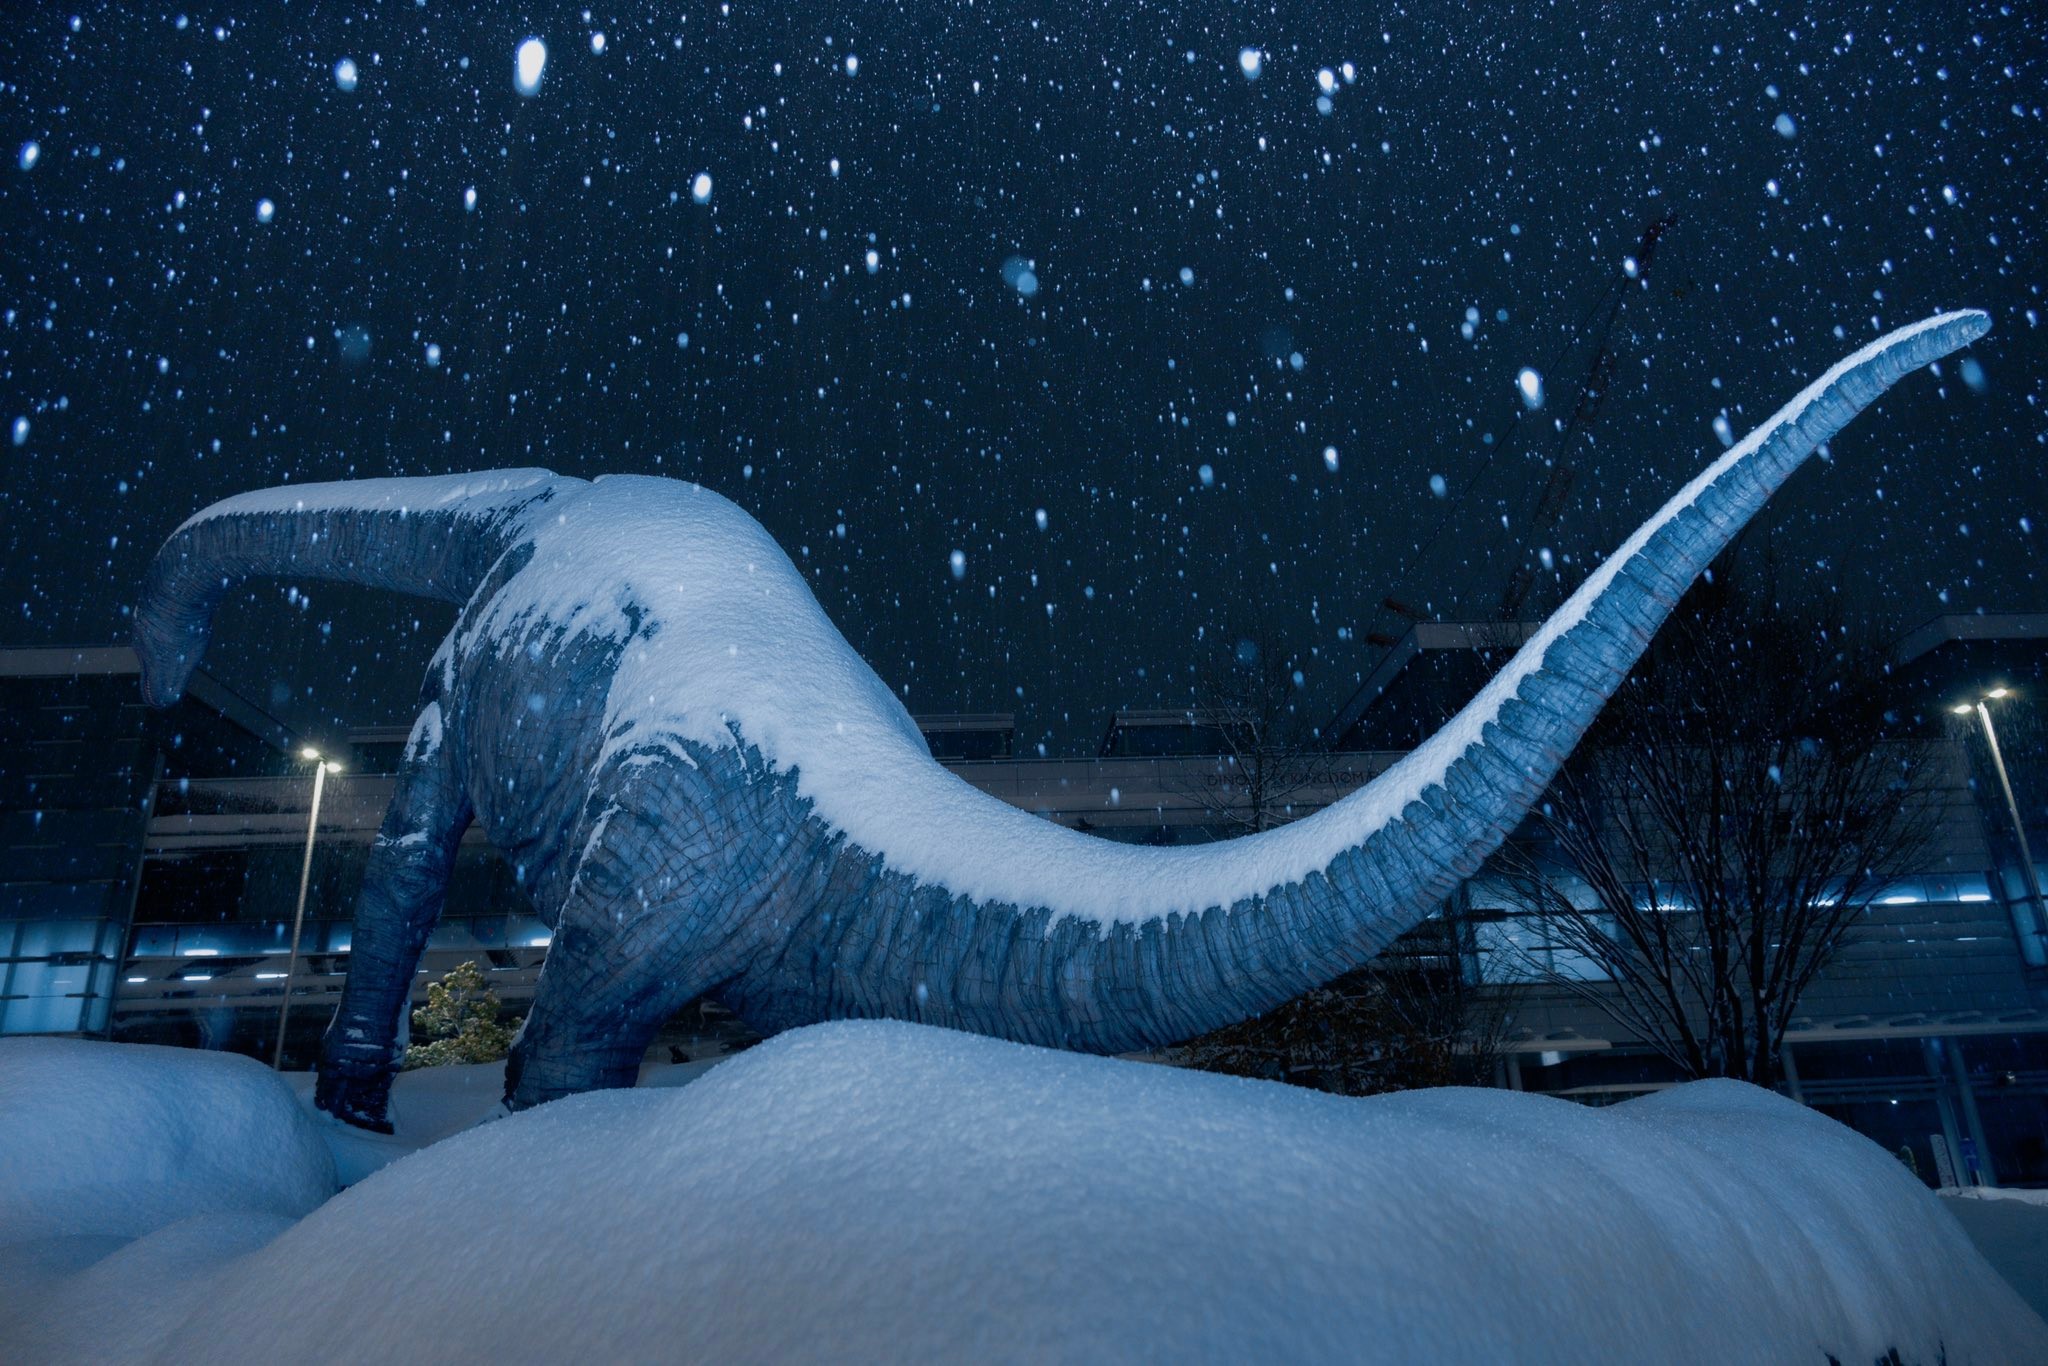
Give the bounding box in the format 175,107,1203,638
133,312,1991,1129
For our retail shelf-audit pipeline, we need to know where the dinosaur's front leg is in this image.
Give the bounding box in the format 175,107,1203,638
314,703,473,1133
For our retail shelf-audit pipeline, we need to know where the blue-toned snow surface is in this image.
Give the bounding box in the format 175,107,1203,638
3,1022,2045,1364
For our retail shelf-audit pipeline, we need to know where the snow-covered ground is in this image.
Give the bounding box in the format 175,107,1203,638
3,1024,2045,1364
1939,1187,2048,1325
273,1051,725,1185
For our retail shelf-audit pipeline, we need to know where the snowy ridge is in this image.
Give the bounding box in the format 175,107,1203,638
5,1026,2043,1362
449,311,1984,927
172,467,568,538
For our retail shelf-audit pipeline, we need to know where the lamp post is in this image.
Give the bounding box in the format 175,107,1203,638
272,748,340,1071
1953,690,2045,937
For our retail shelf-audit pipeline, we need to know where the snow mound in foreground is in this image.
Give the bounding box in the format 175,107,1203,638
5,1024,2044,1363
0,1036,335,1242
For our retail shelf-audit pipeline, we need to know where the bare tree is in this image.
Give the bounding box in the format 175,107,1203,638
1167,914,1523,1095
1175,623,1333,833
1500,567,1941,1088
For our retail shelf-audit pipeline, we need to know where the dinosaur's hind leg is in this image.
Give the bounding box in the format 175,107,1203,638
502,908,717,1109
499,751,769,1111
314,702,473,1132
495,737,815,1114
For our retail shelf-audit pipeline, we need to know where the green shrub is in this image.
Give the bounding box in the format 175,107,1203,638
403,961,519,1069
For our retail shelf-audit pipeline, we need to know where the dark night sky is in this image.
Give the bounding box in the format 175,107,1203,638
2,2,2042,754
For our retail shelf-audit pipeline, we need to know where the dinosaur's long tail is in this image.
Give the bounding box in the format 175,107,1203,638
956,309,1992,1052
134,469,585,705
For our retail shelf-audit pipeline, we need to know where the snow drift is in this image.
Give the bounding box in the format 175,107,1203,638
3,1024,2044,1363
0,1036,335,1242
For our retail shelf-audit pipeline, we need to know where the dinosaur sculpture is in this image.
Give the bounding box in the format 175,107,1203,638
135,311,1989,1130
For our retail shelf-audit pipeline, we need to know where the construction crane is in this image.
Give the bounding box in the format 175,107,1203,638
1494,211,1681,621
1326,212,1685,743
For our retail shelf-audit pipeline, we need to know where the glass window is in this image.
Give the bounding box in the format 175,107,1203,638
0,920,119,1036
1474,917,1545,983
1473,915,1612,985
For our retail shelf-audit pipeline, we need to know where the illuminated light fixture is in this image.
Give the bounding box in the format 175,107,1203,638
1950,686,2046,941
255,972,288,980
274,746,338,1068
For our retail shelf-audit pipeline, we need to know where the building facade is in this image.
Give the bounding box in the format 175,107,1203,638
0,647,293,1037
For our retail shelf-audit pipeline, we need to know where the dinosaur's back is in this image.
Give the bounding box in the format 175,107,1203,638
446,473,1401,931
444,476,939,902
464,473,935,767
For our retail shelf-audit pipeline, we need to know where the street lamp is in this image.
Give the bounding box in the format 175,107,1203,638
1952,690,2045,937
272,748,342,1070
